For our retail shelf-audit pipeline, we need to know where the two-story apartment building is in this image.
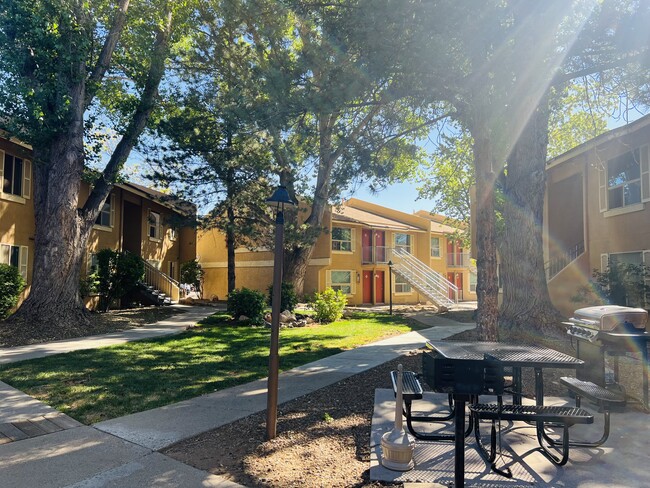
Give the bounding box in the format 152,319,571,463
0,134,197,308
544,114,650,315
198,198,475,307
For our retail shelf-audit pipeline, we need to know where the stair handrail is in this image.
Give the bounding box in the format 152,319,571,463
544,241,585,281
390,248,458,305
142,260,181,302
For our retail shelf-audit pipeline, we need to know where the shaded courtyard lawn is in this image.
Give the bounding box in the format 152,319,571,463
0,312,425,424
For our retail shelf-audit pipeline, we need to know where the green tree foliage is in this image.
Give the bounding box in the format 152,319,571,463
0,0,195,336
0,264,26,319
95,250,145,312
311,288,347,323
227,288,266,324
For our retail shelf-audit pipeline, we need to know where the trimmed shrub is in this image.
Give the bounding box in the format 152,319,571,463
311,288,347,323
227,287,266,324
96,249,145,311
267,282,298,313
0,264,26,319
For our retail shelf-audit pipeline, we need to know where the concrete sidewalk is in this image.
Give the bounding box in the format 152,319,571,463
0,310,473,487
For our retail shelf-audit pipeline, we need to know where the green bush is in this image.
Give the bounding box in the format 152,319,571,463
96,249,145,311
268,282,298,313
227,287,266,324
572,262,650,308
0,264,26,319
311,288,347,323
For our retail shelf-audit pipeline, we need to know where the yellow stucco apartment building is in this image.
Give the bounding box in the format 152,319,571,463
1,134,197,307
199,198,476,307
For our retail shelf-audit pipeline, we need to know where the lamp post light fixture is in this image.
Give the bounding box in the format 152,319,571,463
388,260,393,316
265,185,296,440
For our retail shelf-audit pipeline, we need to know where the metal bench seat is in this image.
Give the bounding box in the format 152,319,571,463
469,403,593,424
553,376,626,448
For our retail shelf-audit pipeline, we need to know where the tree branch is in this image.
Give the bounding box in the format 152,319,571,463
84,0,131,109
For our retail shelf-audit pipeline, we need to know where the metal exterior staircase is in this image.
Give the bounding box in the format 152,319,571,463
390,247,458,308
140,260,182,305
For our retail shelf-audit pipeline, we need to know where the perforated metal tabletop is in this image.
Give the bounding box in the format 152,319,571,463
426,340,584,369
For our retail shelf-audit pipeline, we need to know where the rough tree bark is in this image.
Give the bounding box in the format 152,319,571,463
7,5,173,338
500,100,562,334
470,116,500,341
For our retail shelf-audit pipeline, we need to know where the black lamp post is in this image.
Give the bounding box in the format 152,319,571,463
388,260,393,315
265,185,295,440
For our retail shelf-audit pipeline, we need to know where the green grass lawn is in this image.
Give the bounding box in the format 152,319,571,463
0,312,424,424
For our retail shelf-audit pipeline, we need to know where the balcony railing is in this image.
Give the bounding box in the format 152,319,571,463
545,241,585,281
446,252,471,268
362,245,390,264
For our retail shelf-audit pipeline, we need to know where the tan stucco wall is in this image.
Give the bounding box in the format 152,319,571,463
545,120,650,315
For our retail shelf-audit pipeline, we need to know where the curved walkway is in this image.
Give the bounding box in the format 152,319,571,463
0,308,474,487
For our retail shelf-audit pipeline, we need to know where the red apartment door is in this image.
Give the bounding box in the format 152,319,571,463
447,272,455,300
375,271,385,304
447,240,455,265
455,273,463,301
362,229,372,263
363,271,373,303
375,231,386,262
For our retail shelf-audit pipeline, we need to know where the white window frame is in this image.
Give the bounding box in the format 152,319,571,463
94,194,115,230
148,211,162,241
0,150,31,203
0,243,28,280
394,233,412,254
169,226,178,241
326,269,354,295
331,227,353,253
599,147,647,212
394,274,412,294
470,271,477,292
431,237,441,258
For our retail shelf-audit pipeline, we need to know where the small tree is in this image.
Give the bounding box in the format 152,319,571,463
573,262,650,308
96,250,145,312
181,259,205,298
0,265,26,319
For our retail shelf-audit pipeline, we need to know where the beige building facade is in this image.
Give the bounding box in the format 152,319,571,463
545,115,650,316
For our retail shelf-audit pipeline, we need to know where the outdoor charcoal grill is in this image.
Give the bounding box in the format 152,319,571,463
564,305,650,407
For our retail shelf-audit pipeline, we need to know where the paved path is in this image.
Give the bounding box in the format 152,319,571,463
0,308,474,487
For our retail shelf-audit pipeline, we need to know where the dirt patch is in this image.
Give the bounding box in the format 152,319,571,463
163,352,423,488
0,306,183,347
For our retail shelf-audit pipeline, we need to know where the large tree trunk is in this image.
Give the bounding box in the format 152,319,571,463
284,113,336,296
500,101,562,334
8,123,93,337
226,205,237,294
472,124,500,341
5,7,173,340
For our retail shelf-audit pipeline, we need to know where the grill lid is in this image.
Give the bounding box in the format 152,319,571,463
571,305,647,331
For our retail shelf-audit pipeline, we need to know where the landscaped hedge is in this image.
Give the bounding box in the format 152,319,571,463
228,287,266,324
267,282,298,313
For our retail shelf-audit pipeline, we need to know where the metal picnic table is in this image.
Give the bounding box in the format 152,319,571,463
425,340,584,488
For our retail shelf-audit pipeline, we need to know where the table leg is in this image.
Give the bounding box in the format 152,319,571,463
534,368,543,406
513,367,523,405
454,395,467,488
642,342,650,410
